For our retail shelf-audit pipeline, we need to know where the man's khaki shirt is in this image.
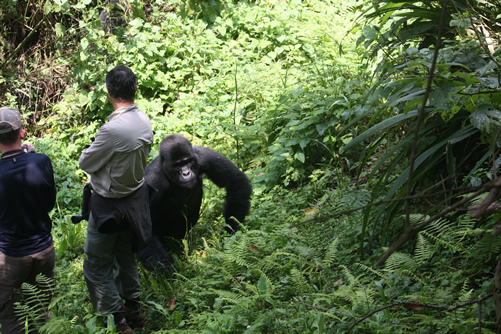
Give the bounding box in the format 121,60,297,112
79,103,153,198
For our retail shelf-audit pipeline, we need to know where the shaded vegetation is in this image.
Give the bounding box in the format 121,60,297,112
1,0,500,332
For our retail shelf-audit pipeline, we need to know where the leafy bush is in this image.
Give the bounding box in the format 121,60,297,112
340,0,501,258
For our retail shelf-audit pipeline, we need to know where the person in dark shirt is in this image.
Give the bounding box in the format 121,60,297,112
0,107,56,334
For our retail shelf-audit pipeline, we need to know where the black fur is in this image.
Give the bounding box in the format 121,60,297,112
136,134,252,271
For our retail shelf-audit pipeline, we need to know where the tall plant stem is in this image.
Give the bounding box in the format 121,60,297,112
233,63,240,164
404,0,450,230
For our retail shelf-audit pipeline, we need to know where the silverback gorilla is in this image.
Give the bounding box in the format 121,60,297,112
135,134,252,271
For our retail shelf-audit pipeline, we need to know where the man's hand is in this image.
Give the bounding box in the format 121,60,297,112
22,143,35,153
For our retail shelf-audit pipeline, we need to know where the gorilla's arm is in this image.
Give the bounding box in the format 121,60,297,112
144,156,170,201
194,146,252,231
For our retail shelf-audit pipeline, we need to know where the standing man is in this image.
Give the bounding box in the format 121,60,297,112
0,107,56,333
79,65,153,334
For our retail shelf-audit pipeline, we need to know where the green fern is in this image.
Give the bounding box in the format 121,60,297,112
407,213,428,227
40,316,78,334
414,233,434,264
339,264,357,286
355,263,385,278
333,283,375,309
384,252,417,272
424,217,451,236
210,289,244,304
473,233,501,257
262,250,298,273
452,216,477,242
14,274,54,333
331,265,376,308
223,233,254,269
296,245,318,259
323,238,339,267
339,189,371,210
421,217,471,255
290,268,309,294
459,278,471,295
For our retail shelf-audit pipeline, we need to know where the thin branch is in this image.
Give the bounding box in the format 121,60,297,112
347,293,493,333
458,90,501,95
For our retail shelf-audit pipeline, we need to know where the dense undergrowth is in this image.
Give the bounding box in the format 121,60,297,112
1,0,500,332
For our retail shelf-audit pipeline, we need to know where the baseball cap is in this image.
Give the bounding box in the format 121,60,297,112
0,107,22,134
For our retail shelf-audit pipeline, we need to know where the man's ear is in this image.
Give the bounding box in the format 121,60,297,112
20,128,25,139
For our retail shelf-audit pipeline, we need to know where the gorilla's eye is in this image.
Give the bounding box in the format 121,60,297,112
173,157,192,168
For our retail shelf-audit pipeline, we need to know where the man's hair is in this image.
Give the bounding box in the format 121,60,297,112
106,65,137,102
0,128,21,146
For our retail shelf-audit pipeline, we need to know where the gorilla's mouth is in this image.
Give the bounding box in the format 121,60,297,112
178,178,197,189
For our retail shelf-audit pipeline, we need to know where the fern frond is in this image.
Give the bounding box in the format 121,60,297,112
355,263,385,278
384,252,416,272
323,238,339,267
339,265,358,286
210,289,244,304
14,274,54,333
414,233,433,264
332,285,358,306
296,245,318,259
472,233,501,257
460,278,470,295
451,215,477,243
261,251,298,273
258,273,274,294
466,192,487,206
421,230,463,253
458,288,474,303
290,268,309,293
176,273,204,292
425,218,451,236
407,213,427,227
223,234,254,269
40,316,77,334
333,284,375,308
339,189,371,210
396,269,422,282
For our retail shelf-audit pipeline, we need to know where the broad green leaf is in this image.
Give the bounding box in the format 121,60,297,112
44,0,52,14
81,38,89,50
429,87,448,109
470,105,501,133
383,125,478,203
55,23,66,38
340,110,421,153
294,152,305,163
79,51,88,61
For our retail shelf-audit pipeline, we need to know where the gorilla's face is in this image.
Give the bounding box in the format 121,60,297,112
160,135,199,189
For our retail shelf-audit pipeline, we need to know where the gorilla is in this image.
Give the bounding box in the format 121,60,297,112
135,134,252,272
